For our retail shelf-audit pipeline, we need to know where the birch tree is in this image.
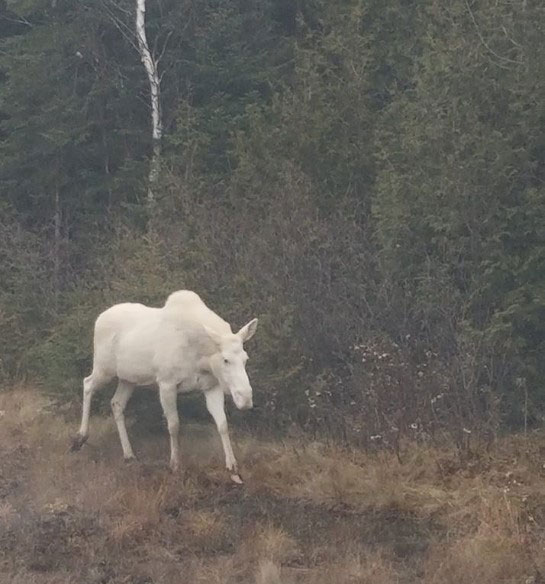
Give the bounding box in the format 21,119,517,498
135,0,162,217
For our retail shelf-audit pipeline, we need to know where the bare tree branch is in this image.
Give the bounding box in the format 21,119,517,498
464,0,523,67
156,30,172,66
101,0,140,53
0,15,34,28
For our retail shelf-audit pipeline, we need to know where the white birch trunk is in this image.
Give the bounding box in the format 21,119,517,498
135,0,162,214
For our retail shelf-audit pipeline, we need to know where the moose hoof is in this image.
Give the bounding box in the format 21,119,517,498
70,434,88,452
230,473,244,485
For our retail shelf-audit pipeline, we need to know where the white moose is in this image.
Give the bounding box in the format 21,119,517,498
71,290,258,482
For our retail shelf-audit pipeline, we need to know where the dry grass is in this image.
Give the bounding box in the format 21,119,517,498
1,387,545,583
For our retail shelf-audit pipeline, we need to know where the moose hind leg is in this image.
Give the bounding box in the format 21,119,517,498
111,380,136,461
72,371,108,451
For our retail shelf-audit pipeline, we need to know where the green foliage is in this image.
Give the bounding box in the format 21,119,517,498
163,0,294,180
372,0,545,423
1,0,544,439
0,212,52,381
25,300,96,398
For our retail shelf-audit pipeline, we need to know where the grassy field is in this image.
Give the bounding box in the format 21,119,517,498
1,387,545,583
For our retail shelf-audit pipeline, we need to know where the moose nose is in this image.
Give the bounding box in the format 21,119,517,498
239,399,253,411
233,392,253,410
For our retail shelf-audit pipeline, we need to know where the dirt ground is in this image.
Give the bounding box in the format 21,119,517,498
1,387,545,583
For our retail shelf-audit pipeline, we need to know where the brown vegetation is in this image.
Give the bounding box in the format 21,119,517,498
1,387,545,583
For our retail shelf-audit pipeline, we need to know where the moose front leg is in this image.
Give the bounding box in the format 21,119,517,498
205,387,242,483
159,384,180,471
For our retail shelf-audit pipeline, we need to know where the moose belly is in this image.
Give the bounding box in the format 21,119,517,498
115,335,156,385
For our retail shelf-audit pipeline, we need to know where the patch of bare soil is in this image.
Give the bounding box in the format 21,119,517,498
169,485,440,561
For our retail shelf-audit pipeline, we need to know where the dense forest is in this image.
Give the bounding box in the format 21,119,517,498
1,0,544,450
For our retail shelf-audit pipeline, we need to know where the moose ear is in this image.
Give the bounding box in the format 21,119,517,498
236,318,258,343
203,325,224,346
